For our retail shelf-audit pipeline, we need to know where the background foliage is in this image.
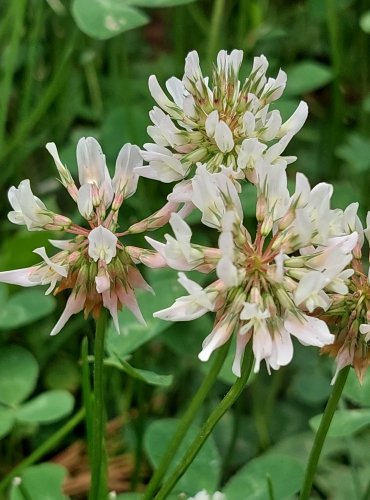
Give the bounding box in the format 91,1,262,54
0,0,370,498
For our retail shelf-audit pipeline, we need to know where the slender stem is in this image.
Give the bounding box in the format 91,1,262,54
81,337,94,466
154,345,254,500
90,309,108,500
299,365,350,500
143,342,230,499
0,408,85,493
207,0,225,68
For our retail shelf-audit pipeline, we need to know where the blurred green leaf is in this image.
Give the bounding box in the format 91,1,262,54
360,10,370,33
336,134,370,172
0,407,15,439
223,453,304,500
0,289,56,330
310,409,370,437
105,356,173,386
290,370,330,405
0,231,51,270
44,355,80,392
72,0,149,40
9,463,68,500
0,346,38,406
16,390,74,424
363,94,370,113
285,61,333,96
129,0,196,6
144,418,221,495
343,369,370,407
106,274,183,358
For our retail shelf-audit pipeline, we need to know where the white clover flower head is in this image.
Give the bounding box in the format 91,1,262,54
321,205,370,383
137,49,308,183
151,168,357,376
0,138,166,337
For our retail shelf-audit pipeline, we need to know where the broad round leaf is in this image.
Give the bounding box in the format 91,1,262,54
10,463,68,500
0,346,39,406
144,419,221,495
343,369,370,407
223,453,304,500
105,357,173,386
285,61,333,96
72,0,149,40
0,289,56,330
310,409,370,437
16,390,74,424
0,407,15,439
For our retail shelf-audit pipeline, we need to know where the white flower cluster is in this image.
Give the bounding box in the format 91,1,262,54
136,49,367,378
148,164,357,375
0,49,366,380
138,50,307,183
0,138,166,336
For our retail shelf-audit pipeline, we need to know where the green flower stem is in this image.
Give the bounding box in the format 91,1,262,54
81,337,94,465
154,346,254,500
0,408,85,494
143,341,230,499
299,365,350,500
90,309,108,500
207,0,225,68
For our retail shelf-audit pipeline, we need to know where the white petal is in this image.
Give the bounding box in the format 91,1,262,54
205,110,219,138
77,137,106,187
214,121,234,153
279,101,308,137
88,226,117,264
33,247,68,277
0,267,39,287
112,143,141,197
284,312,334,347
77,183,94,219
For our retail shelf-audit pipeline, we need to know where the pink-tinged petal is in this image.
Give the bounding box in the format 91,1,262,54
125,246,167,268
95,274,110,294
116,284,146,325
232,330,252,377
0,267,40,287
50,291,85,336
102,290,120,334
127,267,153,294
284,312,334,347
198,318,235,362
